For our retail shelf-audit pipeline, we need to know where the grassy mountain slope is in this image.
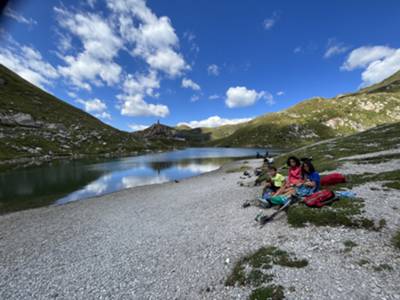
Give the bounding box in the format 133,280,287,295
273,121,400,173
0,64,152,163
209,70,400,148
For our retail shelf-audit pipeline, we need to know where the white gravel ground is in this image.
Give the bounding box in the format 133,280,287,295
0,158,399,300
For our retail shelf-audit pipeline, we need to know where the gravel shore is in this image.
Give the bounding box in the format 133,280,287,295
1,158,399,299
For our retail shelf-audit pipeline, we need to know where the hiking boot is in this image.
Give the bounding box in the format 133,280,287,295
242,201,251,208
255,212,264,222
256,197,273,209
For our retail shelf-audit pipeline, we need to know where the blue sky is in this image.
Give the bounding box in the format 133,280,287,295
1,0,400,131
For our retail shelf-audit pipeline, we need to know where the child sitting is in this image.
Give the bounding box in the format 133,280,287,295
259,166,286,207
274,156,303,196
286,160,320,198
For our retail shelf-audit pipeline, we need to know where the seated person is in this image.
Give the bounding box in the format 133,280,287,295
286,160,320,198
275,156,303,195
262,166,286,198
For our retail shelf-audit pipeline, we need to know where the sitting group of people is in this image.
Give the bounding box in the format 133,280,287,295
260,156,321,207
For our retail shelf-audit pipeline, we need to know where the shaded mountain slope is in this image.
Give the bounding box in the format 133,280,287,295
0,64,150,163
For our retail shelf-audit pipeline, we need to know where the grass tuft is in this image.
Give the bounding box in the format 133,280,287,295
343,240,358,252
249,285,285,300
225,246,307,288
373,264,393,272
392,230,400,250
356,259,370,266
287,199,381,230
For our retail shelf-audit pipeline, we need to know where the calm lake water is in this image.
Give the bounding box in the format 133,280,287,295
0,147,272,213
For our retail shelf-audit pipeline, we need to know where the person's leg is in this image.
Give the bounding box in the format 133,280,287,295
283,187,296,197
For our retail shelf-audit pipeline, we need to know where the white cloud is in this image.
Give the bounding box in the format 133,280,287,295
293,46,302,54
177,115,253,128
209,94,220,100
128,124,149,131
77,98,107,112
118,71,169,117
67,91,77,98
276,91,285,96
263,11,280,30
77,98,112,120
342,46,400,86
182,78,201,91
225,86,273,108
183,31,200,54
341,46,396,71
55,7,123,90
123,71,160,97
95,111,112,120
207,64,219,76
190,95,200,102
119,94,169,117
108,0,189,77
324,39,349,58
4,7,37,26
87,0,97,8
0,41,59,88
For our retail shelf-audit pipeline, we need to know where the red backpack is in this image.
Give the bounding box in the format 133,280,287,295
303,190,336,207
321,173,346,186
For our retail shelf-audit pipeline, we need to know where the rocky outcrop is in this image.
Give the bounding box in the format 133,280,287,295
0,112,40,127
134,122,187,141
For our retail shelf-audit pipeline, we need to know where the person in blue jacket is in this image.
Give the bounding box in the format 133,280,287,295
284,160,320,198
296,160,320,197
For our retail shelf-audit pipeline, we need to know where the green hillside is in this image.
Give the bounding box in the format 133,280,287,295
0,64,155,164
209,70,400,148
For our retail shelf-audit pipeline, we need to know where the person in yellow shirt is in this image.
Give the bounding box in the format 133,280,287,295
266,166,285,191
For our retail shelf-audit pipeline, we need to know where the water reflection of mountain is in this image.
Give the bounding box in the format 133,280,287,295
0,161,105,214
148,161,174,173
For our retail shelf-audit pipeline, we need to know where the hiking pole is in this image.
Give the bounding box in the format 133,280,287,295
259,196,299,226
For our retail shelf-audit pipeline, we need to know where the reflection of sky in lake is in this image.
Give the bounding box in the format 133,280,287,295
55,161,220,204
1,147,271,210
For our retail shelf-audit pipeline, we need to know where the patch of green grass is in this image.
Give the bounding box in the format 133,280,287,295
343,240,358,252
246,270,273,287
225,246,308,287
349,153,400,165
249,285,285,300
245,246,308,270
373,264,393,272
225,263,246,287
287,199,381,230
356,259,370,266
378,219,387,229
385,181,400,190
392,230,400,250
339,170,400,190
